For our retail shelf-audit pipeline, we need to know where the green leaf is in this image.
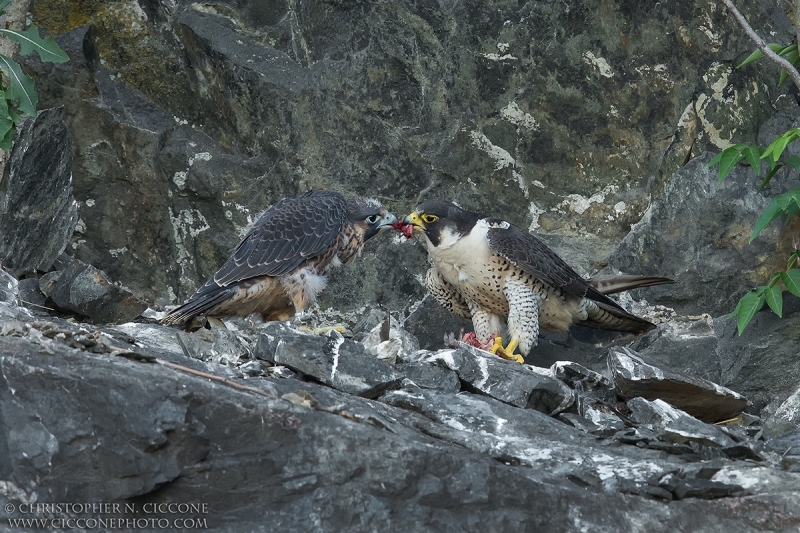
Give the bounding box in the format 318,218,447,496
735,290,766,335
779,49,800,86
743,145,763,175
775,188,800,210
782,269,800,297
764,285,783,317
779,44,800,56
0,0,10,16
761,131,798,163
751,199,786,242
786,200,800,224
759,163,783,190
0,124,14,151
0,26,69,64
714,146,745,181
0,93,13,143
787,155,800,169
0,54,36,116
737,43,784,67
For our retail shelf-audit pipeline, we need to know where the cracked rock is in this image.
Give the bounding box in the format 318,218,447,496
48,258,148,323
425,343,574,415
609,347,750,423
628,397,737,448
255,322,404,398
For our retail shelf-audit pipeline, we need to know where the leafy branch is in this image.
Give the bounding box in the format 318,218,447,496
706,0,800,334
0,0,68,150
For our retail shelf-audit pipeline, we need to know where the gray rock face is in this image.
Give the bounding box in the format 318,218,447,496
255,322,405,398
2,299,800,530
0,107,77,277
0,269,17,304
427,343,574,415
608,152,798,317
47,258,148,324
26,0,792,317
610,346,751,423
627,397,737,448
7,0,800,529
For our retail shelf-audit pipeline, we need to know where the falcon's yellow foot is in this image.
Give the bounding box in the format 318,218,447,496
490,337,524,363
303,324,350,335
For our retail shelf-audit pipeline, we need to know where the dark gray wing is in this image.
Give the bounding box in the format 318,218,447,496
162,190,347,325
485,220,627,312
213,190,348,286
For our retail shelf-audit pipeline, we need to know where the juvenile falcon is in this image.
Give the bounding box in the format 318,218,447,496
402,200,671,363
163,190,397,327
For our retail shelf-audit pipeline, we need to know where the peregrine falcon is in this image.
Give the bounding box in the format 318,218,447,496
163,190,397,327
402,200,672,363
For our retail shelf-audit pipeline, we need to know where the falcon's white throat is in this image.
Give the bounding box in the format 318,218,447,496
425,219,494,284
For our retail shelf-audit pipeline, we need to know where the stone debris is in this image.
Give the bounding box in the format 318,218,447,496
609,346,751,423
425,342,574,415
627,397,737,448
0,107,77,278
47,257,148,324
0,269,18,304
255,322,404,398
177,327,248,366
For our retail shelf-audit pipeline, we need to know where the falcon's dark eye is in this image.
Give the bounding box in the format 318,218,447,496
421,214,438,224
366,214,379,224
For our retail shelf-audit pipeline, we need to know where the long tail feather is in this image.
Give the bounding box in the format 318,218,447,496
589,275,674,295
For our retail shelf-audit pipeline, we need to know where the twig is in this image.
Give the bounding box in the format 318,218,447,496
109,347,277,399
17,299,54,311
155,358,279,400
720,0,800,92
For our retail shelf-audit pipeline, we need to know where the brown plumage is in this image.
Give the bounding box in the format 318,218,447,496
162,190,397,327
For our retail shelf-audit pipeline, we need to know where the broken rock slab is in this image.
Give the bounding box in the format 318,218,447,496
48,258,148,324
551,360,612,390
0,270,18,305
176,327,249,366
609,346,750,423
628,397,736,449
0,107,77,278
395,360,461,393
423,343,574,415
254,322,404,398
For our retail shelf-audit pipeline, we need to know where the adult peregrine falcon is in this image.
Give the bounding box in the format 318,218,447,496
402,200,671,363
163,190,397,327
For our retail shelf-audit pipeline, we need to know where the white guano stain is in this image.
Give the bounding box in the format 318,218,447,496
469,130,515,170
475,356,490,390
329,334,344,381
528,203,545,231
500,102,539,131
513,171,529,199
482,52,518,62
109,247,128,257
582,51,613,78
711,467,762,490
85,199,95,207
469,130,531,200
558,185,618,215
426,349,458,370
189,152,213,166
173,171,187,189
696,62,740,149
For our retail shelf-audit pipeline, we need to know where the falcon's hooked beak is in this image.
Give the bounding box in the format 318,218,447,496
376,211,398,230
403,211,426,232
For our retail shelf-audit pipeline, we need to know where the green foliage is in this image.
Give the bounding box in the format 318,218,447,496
727,252,800,335
0,1,68,151
708,42,800,335
737,43,800,86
